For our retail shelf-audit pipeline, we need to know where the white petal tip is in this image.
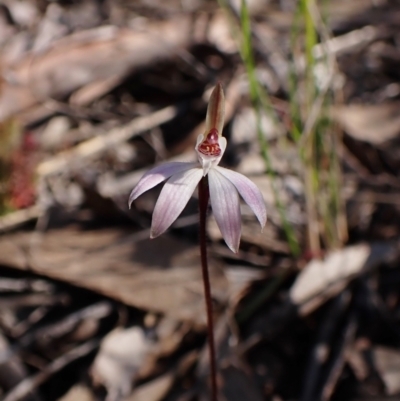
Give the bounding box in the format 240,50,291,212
225,239,240,253
228,245,239,253
128,190,139,209
150,227,162,239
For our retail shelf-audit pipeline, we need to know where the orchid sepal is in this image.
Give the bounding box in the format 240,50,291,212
128,162,197,208
204,82,225,139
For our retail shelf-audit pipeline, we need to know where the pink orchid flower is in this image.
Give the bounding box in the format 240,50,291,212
129,83,266,253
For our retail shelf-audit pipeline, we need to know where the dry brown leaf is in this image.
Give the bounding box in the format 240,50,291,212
207,11,238,54
0,226,228,324
232,107,279,145
290,243,398,315
374,346,400,395
91,327,153,401
332,103,400,145
125,373,173,401
57,385,95,401
0,18,192,122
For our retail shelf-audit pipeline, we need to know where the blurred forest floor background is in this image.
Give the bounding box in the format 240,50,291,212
1,0,400,400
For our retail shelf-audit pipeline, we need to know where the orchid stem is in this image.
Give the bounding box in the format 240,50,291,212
198,175,218,401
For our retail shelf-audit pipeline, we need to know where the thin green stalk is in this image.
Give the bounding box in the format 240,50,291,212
240,0,300,256
288,3,307,143
289,0,347,251
301,0,321,255
302,0,317,104
230,0,301,321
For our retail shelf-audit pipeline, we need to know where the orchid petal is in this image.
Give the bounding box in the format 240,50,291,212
208,168,241,253
129,162,196,207
150,168,203,238
214,166,267,229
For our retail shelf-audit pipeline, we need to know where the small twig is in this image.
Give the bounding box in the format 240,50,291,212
0,205,42,233
37,106,178,177
320,311,357,401
24,301,112,344
11,306,50,338
198,176,218,401
301,291,351,401
0,293,67,309
2,339,99,401
0,278,53,293
0,302,112,365
97,151,195,199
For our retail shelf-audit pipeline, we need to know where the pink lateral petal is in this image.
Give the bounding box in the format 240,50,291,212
128,162,196,208
150,168,203,238
208,168,241,253
214,166,267,229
